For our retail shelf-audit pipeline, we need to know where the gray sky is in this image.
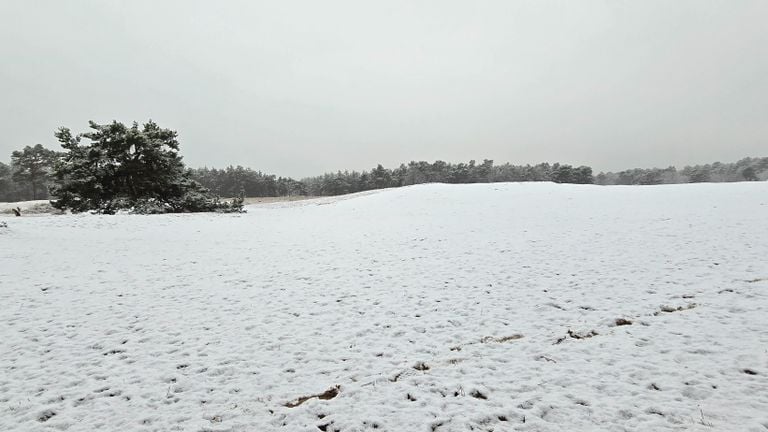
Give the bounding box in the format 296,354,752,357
1,0,766,177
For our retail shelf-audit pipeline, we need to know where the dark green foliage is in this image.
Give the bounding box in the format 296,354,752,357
10,144,59,200
599,167,681,185
551,164,593,184
49,120,243,214
596,158,768,185
299,159,595,196
685,167,712,183
742,166,758,181
0,162,15,202
369,164,392,189
190,165,305,198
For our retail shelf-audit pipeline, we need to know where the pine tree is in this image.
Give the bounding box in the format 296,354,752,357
49,120,243,214
742,166,758,181
10,144,58,200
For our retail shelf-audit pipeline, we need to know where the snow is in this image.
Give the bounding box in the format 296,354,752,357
1,182,768,432
0,200,51,213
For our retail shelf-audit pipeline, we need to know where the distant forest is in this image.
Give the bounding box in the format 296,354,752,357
1,141,766,202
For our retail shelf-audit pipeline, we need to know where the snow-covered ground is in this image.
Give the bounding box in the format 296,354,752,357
1,182,767,432
0,200,52,214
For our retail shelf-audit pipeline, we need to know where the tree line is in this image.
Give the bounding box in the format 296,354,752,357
184,161,593,198
296,161,594,196
594,158,768,185
1,119,766,206
160,158,768,197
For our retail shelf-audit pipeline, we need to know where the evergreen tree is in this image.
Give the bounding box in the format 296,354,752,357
472,159,494,182
369,164,392,189
0,162,15,201
10,144,58,200
50,120,242,214
686,166,711,183
742,166,758,181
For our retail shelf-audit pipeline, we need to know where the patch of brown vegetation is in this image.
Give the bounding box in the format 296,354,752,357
284,385,340,408
555,329,599,344
470,389,488,400
389,370,406,382
654,303,697,315
481,334,524,343
567,329,598,339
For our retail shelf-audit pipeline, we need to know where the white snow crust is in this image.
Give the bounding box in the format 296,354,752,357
1,182,767,431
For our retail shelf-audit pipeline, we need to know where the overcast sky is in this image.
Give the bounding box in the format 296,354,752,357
1,1,766,177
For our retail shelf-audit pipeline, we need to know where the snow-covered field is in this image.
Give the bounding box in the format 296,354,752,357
1,182,768,432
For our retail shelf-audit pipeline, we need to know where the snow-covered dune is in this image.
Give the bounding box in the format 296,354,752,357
1,182,767,432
